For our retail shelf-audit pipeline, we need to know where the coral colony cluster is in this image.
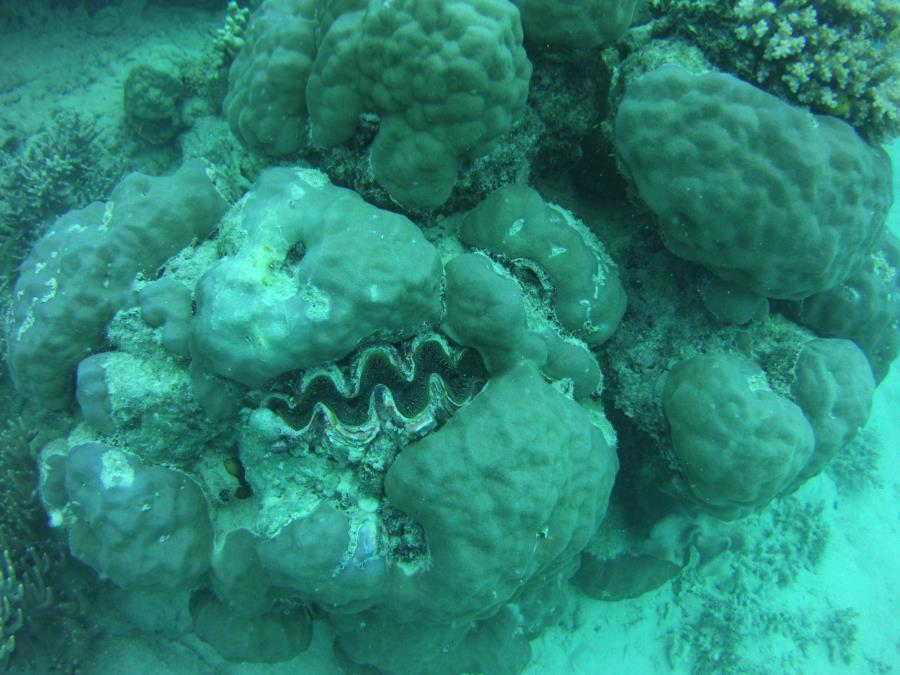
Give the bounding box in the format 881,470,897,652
2,1,898,673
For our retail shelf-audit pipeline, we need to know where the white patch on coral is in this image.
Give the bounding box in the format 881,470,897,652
15,314,33,343
100,201,114,230
746,372,771,393
592,267,607,294
301,282,330,322
506,218,524,238
872,249,897,284
100,449,135,490
40,277,58,303
287,183,306,208
48,509,65,528
294,167,330,189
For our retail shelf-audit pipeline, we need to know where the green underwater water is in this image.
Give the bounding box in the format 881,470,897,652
0,2,898,674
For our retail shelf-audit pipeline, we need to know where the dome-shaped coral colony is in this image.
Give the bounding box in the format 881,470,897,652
3,1,897,672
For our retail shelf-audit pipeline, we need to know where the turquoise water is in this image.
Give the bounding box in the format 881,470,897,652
0,3,897,674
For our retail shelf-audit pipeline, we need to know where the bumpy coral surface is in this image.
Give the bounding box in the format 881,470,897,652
459,184,626,344
191,167,444,386
7,160,226,409
789,338,875,481
223,0,531,208
223,0,318,155
662,353,815,516
308,0,532,208
512,0,638,48
3,3,897,673
56,443,214,590
21,161,625,672
123,59,185,145
615,64,892,300
385,362,617,622
791,233,900,382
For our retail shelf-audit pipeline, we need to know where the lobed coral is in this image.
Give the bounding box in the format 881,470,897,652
15,163,623,673
191,167,444,386
223,0,318,156
7,159,226,409
55,442,214,590
614,63,892,300
662,353,814,516
308,0,533,209
123,59,186,145
224,0,532,208
458,184,627,344
789,338,875,483
2,2,898,673
788,233,900,383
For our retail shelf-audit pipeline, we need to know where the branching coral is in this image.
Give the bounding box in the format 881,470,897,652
212,1,251,68
0,550,23,669
649,0,900,142
0,111,120,280
0,112,117,227
0,409,85,672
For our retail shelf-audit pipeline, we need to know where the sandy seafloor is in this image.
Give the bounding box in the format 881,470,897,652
0,4,897,675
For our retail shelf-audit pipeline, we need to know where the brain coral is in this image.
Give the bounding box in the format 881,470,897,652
615,63,893,300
